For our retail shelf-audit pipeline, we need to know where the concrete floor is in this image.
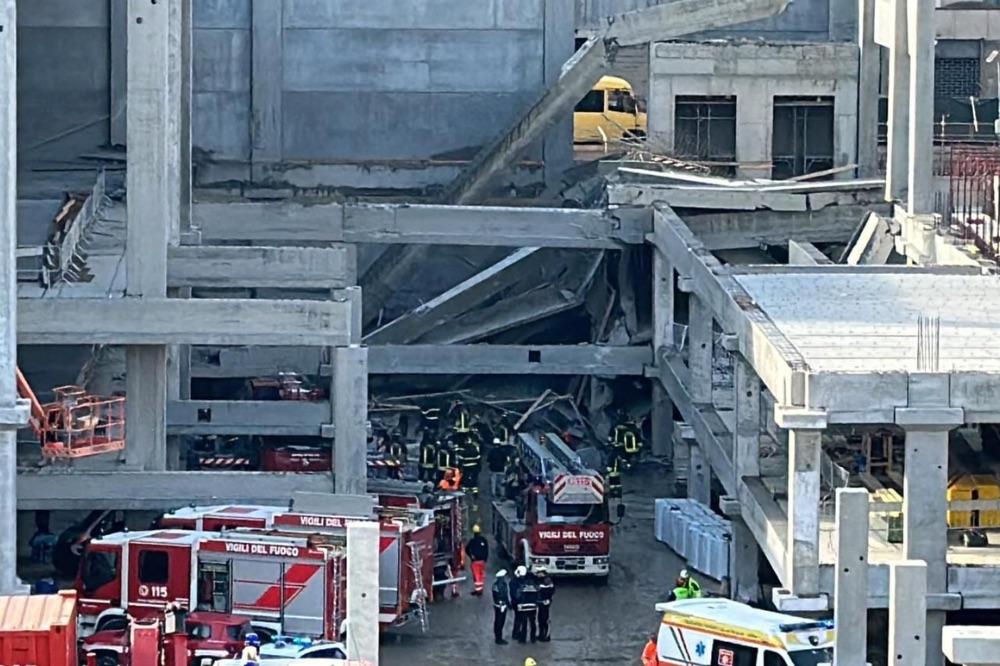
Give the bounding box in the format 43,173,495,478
380,462,693,666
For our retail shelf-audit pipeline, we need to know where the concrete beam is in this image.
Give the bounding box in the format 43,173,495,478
604,0,791,46
365,248,548,344
737,477,789,586
166,400,331,437
845,212,894,265
167,246,358,289
189,344,650,377
192,202,648,248
18,298,353,346
650,206,807,407
369,344,650,375
943,626,1000,666
734,356,761,484
681,206,877,251
16,471,336,510
787,240,833,266
444,36,611,204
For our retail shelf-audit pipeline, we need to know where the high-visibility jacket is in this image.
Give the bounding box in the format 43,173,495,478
438,467,463,491
641,639,658,666
670,579,702,600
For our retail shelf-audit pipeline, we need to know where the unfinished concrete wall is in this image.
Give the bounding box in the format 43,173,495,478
16,0,554,189
648,42,859,179
17,0,109,164
576,0,855,41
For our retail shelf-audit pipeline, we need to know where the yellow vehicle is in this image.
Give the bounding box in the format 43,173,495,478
573,76,647,145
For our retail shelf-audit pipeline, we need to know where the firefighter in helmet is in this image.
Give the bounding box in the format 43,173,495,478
605,448,624,500
419,430,438,482
436,438,456,483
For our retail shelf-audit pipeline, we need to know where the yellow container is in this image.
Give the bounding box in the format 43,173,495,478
948,475,975,528
969,474,1000,527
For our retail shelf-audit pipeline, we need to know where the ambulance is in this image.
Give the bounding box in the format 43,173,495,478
652,599,834,666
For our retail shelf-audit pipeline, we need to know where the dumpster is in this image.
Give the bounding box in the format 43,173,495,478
0,590,77,666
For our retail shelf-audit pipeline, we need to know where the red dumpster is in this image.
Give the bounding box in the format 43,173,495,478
0,590,77,666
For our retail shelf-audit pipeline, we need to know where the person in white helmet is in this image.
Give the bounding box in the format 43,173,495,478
511,565,538,643
666,568,702,601
491,569,511,645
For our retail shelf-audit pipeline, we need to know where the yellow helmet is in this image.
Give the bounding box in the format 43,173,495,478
472,524,481,534
525,659,538,666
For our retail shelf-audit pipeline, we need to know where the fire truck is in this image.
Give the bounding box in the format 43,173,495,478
157,480,466,598
75,520,428,641
492,432,611,578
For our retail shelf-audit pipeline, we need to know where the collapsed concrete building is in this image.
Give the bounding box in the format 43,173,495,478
7,0,1000,664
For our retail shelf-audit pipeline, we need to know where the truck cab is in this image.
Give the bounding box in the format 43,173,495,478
574,75,647,145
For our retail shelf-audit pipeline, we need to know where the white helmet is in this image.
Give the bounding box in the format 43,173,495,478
680,569,690,579
514,565,527,578
496,569,508,578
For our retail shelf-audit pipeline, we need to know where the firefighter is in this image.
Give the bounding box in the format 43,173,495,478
422,406,441,435
666,569,702,601
492,569,511,645
456,433,481,495
641,634,658,666
605,449,624,500
465,524,489,595
419,433,438,483
453,404,473,433
386,431,406,464
534,565,554,642
241,633,261,666
511,565,538,643
436,439,456,482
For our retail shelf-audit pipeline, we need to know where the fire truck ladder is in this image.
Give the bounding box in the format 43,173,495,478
407,541,429,633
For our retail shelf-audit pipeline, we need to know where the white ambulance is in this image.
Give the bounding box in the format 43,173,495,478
653,599,835,666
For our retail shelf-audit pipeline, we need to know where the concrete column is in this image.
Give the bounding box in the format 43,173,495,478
857,0,880,177
126,0,179,470
834,488,870,666
543,0,574,187
906,0,934,215
179,0,193,226
787,428,822,596
889,560,928,666
735,86,771,179
687,442,712,506
903,425,951,666
651,247,675,459
885,0,909,201
110,0,127,146
334,346,369,496
688,294,713,405
346,521,380,666
734,356,760,485
729,517,760,604
0,0,28,596
251,0,283,182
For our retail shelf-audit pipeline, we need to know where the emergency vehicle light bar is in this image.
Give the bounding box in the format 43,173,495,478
778,620,834,633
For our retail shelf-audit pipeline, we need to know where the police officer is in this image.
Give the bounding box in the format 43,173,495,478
534,566,554,642
491,569,511,645
419,432,437,483
512,565,538,643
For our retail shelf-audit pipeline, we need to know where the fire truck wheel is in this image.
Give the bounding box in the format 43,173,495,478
94,652,119,666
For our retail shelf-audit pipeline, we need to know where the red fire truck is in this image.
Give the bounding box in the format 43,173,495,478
493,433,611,578
157,479,466,599
74,522,427,641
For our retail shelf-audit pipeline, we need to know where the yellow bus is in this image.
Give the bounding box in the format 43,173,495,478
574,76,647,145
